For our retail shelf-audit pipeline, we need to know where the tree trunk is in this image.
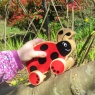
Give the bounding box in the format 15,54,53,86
1,61,95,95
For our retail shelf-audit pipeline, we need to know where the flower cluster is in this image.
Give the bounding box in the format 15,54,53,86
7,0,83,27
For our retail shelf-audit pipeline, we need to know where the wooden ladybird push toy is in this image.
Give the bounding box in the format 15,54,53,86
26,28,76,86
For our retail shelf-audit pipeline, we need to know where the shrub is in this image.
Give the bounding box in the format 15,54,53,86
0,0,9,18
6,0,83,29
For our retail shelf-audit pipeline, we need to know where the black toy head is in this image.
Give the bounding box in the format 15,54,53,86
56,40,71,56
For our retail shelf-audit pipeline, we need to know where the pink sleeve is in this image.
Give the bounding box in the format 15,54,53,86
0,50,24,83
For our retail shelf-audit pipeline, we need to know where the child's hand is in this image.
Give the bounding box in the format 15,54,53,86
17,38,47,63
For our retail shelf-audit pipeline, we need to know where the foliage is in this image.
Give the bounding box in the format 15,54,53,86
0,0,9,18
6,36,23,50
49,21,61,41
74,17,95,64
11,75,28,86
74,17,95,40
7,0,44,29
0,0,83,30
1,16,95,64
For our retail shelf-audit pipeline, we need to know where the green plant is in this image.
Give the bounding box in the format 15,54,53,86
11,75,28,86
37,32,48,40
75,17,95,41
75,30,95,64
5,37,23,50
88,48,95,61
73,17,95,64
37,20,61,41
0,0,9,18
49,21,61,41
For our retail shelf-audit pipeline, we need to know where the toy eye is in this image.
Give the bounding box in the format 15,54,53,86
58,30,63,35
66,32,71,36
62,42,67,47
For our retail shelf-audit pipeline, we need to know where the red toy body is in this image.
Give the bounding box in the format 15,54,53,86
26,28,76,86
26,42,66,74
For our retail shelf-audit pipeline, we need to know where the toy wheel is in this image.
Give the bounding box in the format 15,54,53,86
29,70,46,86
50,58,65,75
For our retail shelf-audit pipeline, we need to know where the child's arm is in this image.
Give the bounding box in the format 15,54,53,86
0,50,23,83
0,38,47,83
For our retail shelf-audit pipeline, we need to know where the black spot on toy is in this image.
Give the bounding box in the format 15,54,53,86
38,58,46,64
30,66,37,72
50,52,59,60
40,44,48,51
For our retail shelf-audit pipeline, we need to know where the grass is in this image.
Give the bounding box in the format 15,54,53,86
0,20,26,38
1,19,95,63
0,20,32,50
